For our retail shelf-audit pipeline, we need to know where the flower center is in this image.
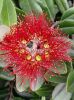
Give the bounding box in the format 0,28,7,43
16,38,50,62
27,41,33,48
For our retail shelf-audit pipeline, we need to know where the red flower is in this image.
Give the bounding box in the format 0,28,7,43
0,15,71,91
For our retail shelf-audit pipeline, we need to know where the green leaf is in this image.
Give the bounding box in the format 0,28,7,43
37,0,56,21
1,0,17,26
0,71,15,81
54,0,66,13
0,0,3,23
59,19,74,28
16,75,29,92
61,0,69,10
66,14,74,19
61,27,74,35
67,70,74,93
44,0,55,20
0,0,3,15
61,7,74,20
52,83,72,100
16,7,25,15
59,19,74,34
19,0,42,15
44,72,66,83
59,7,74,35
35,84,52,96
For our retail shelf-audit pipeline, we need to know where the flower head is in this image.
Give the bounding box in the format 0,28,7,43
0,15,71,91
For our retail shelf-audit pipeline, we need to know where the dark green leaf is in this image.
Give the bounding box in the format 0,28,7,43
61,27,74,35
16,7,25,15
54,0,66,13
61,7,74,20
59,19,74,28
0,71,15,81
35,84,52,96
14,97,24,100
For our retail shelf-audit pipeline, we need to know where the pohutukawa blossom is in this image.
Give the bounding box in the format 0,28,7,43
0,15,71,91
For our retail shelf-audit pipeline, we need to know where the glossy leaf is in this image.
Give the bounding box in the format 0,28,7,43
61,0,69,10
44,0,55,20
37,0,56,21
59,19,74,28
61,7,74,20
19,0,42,15
1,0,17,26
54,0,66,13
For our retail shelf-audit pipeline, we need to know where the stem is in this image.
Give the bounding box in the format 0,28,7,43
70,61,73,71
51,21,59,28
7,81,14,100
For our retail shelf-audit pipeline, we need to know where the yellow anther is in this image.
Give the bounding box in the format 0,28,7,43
44,43,49,49
45,51,49,55
26,55,31,60
19,49,25,54
36,55,42,61
45,51,49,57
21,40,27,44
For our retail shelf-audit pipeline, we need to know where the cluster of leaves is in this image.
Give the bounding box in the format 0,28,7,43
0,0,74,100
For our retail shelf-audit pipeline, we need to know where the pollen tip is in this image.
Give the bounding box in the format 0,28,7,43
44,43,49,49
21,40,27,44
26,55,31,60
36,55,42,61
19,49,25,54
